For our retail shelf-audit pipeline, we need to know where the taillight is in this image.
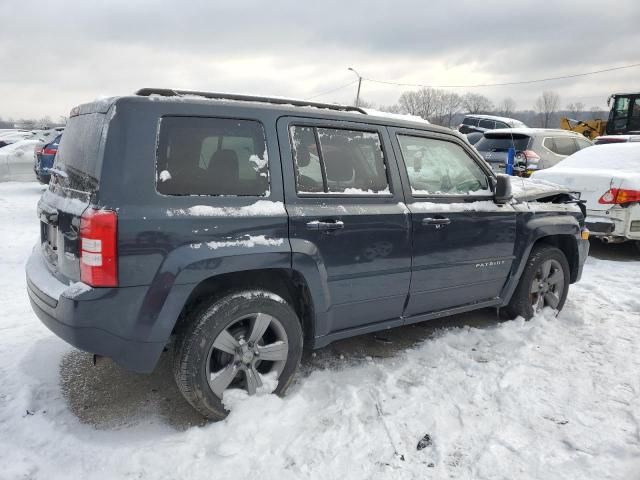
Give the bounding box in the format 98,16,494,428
43,147,57,155
80,208,118,287
519,150,540,163
598,188,640,205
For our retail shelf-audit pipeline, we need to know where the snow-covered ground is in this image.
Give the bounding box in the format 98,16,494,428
1,181,639,479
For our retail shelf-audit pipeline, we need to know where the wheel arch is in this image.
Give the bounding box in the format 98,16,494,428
501,214,582,306
172,268,317,343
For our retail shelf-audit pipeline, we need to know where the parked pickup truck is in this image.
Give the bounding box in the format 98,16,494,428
26,89,589,420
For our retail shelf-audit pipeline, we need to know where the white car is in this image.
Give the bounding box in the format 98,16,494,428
0,139,42,182
532,143,640,246
593,135,640,145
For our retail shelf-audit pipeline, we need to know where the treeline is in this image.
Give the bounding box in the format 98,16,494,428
0,116,67,130
370,89,608,129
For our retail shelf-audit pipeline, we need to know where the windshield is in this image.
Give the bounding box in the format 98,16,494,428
475,134,531,152
53,113,106,192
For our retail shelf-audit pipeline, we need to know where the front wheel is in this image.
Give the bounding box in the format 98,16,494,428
504,245,570,320
173,290,303,420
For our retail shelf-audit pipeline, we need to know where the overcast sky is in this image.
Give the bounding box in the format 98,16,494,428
2,0,639,119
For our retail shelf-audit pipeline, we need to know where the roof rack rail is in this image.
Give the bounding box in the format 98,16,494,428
135,88,367,114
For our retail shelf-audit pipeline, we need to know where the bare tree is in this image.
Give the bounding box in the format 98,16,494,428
535,91,560,128
498,97,517,116
566,101,585,119
398,91,422,116
355,99,375,109
398,88,441,120
589,106,606,119
461,93,494,114
440,92,462,127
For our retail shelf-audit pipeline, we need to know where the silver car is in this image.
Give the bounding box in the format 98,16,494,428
474,128,593,175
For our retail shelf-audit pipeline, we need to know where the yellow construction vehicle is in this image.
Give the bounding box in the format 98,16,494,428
559,117,606,140
560,93,640,140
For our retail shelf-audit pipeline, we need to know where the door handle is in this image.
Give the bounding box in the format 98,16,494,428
306,220,345,231
422,217,451,226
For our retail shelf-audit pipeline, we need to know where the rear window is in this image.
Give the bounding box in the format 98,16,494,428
53,113,106,192
475,134,530,152
156,117,268,196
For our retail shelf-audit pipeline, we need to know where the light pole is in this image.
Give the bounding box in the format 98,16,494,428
348,67,362,107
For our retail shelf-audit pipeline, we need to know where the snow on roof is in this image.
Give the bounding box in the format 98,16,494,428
548,143,640,171
362,108,430,124
464,114,524,124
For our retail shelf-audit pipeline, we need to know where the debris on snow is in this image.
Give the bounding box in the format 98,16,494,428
416,433,433,450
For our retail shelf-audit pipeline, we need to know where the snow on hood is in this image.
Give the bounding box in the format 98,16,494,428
509,176,569,201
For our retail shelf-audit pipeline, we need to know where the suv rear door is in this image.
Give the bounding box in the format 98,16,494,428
389,129,517,319
277,117,411,337
475,133,532,172
37,110,108,284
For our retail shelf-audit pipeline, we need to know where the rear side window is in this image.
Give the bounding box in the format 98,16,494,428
475,135,531,152
54,113,106,192
576,137,592,150
289,125,389,194
462,117,479,126
478,119,495,129
545,137,578,156
156,117,268,196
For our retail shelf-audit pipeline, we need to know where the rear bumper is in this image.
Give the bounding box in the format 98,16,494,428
586,206,640,241
26,248,166,373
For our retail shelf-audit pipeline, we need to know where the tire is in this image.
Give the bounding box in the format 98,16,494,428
37,174,50,184
173,290,303,420
504,245,570,320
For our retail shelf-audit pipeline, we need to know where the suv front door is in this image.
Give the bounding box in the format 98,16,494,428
277,117,411,337
389,129,517,319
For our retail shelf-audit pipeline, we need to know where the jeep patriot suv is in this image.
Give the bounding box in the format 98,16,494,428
26,89,589,419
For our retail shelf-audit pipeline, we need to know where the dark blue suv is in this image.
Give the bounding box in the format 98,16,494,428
26,89,589,419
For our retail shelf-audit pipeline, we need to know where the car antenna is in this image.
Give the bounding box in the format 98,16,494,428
507,124,529,210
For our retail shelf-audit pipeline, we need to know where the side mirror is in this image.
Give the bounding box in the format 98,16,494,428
494,174,513,204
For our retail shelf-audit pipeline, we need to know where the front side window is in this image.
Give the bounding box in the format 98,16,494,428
290,125,389,194
397,135,490,196
612,97,631,130
156,117,268,196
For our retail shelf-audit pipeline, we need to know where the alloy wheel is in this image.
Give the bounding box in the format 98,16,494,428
205,313,289,398
530,258,565,314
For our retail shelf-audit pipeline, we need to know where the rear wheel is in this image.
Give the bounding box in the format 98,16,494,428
173,290,303,420
504,245,570,320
